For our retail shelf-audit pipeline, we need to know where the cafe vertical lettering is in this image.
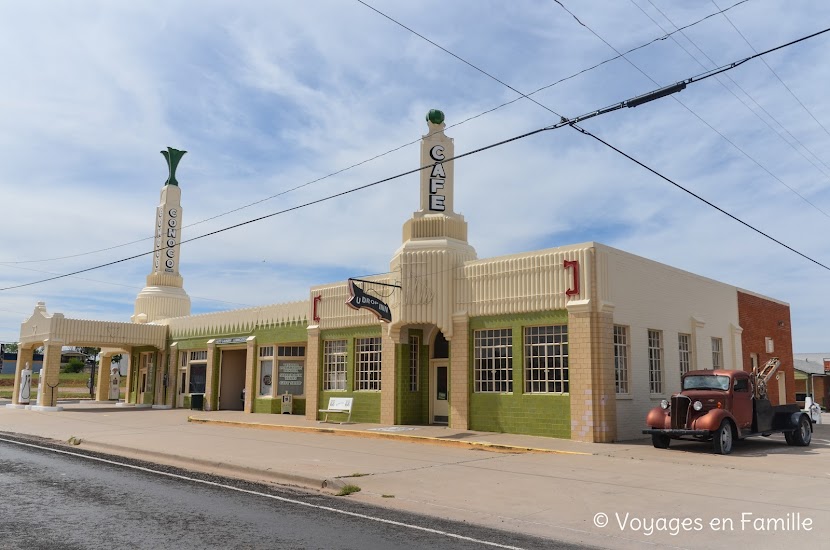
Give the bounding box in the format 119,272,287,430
429,144,446,212
419,109,456,216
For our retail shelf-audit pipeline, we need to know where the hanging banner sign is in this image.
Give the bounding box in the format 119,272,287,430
346,280,392,323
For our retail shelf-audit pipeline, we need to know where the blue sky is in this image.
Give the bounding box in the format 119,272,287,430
1,0,829,351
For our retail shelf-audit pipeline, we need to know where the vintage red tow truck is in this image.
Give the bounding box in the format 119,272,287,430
643,358,814,454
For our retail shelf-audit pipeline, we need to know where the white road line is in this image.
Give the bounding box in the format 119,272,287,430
0,436,528,550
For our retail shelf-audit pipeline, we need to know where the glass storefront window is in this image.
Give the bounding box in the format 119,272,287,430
189,363,206,393
260,360,273,396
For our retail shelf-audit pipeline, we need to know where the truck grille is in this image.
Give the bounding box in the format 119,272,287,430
671,395,692,429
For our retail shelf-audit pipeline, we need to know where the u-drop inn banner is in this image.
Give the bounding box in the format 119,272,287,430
345,280,392,323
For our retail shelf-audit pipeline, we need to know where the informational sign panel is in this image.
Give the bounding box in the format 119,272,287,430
277,360,304,396
215,337,247,345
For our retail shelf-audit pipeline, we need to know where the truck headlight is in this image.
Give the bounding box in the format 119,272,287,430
660,399,670,410
693,401,703,411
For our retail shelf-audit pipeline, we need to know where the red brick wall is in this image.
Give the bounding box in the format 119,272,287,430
737,291,795,405
814,377,828,409
794,377,808,396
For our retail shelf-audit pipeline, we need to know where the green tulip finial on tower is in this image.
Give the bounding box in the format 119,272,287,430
426,109,445,125
161,147,187,186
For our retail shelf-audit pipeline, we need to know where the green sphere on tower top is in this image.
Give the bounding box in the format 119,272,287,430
426,109,445,125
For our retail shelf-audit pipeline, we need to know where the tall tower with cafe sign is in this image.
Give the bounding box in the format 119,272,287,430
132,148,192,323
418,109,456,215
390,110,477,339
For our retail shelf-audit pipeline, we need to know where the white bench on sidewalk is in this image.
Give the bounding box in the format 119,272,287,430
318,397,353,424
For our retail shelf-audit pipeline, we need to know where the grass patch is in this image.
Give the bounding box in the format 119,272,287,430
382,494,395,498
336,484,361,496
56,373,95,387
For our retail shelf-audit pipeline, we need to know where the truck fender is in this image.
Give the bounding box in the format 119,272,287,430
645,407,670,429
692,409,735,433
790,412,813,431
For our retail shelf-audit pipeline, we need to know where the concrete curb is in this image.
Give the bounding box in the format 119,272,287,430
71,439,335,492
187,416,593,456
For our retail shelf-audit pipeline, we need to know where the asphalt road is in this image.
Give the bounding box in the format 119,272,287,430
0,435,590,550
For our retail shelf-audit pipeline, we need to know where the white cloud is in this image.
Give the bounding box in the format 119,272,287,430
1,0,829,350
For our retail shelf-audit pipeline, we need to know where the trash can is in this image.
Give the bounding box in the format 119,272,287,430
280,393,293,414
190,393,204,411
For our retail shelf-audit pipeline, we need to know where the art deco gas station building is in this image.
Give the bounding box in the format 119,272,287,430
9,112,796,442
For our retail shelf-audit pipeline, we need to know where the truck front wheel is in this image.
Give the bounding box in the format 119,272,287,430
789,415,812,447
712,420,734,455
651,433,670,449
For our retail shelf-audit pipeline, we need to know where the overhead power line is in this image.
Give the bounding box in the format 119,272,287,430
635,0,830,180
455,21,830,135
712,0,830,145
0,127,549,291
358,0,830,222
486,0,752,110
555,0,830,220
358,1,830,269
571,124,830,271
3,29,830,291
0,0,754,268
0,262,255,308
355,0,568,118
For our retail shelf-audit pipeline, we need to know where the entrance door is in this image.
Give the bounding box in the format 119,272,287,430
177,368,186,409
139,372,147,403
430,362,449,424
218,349,246,411
138,352,153,404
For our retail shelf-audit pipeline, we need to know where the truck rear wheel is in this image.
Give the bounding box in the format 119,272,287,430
712,420,734,455
651,433,670,449
790,415,812,446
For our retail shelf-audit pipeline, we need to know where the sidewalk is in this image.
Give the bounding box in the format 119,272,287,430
188,408,599,455
0,400,601,491
0,400,602,489
2,399,828,550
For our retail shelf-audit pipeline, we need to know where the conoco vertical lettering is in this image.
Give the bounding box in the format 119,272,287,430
164,208,178,271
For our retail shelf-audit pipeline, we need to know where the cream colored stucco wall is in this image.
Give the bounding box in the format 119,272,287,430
457,243,593,317
158,300,309,339
17,302,167,350
597,244,743,440
390,238,475,340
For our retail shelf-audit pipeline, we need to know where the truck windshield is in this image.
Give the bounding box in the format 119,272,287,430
683,375,730,391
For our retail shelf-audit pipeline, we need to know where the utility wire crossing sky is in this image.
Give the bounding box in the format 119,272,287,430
1,1,829,351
